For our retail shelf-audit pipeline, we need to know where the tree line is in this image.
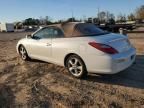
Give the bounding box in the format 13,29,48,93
15,5,144,27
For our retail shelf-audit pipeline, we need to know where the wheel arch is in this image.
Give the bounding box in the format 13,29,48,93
18,44,28,55
18,44,24,53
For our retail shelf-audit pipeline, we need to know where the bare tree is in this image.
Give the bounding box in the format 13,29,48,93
136,5,144,20
117,13,126,23
108,13,115,20
127,13,136,21
39,16,52,25
98,11,106,23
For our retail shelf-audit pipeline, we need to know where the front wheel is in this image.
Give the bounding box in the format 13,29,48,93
66,55,87,78
19,45,30,61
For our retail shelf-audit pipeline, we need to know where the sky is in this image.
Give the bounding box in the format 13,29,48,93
0,0,143,22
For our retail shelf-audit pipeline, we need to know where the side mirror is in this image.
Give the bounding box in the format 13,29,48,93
26,34,32,38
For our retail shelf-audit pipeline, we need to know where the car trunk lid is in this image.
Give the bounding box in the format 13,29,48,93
92,33,131,53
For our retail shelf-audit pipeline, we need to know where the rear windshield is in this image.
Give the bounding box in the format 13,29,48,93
76,23,109,36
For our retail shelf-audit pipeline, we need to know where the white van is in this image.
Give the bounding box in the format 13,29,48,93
0,23,14,32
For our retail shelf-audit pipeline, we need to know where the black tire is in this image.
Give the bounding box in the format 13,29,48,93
19,45,30,61
66,55,87,78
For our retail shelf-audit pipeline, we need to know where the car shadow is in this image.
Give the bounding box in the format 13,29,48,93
29,59,48,64
26,55,144,89
85,54,144,89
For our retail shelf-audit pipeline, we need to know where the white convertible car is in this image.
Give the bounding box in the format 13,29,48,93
16,22,136,78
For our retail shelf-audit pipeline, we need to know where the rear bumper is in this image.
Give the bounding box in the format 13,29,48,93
85,47,136,74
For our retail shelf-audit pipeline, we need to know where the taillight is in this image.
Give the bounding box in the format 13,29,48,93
88,42,118,54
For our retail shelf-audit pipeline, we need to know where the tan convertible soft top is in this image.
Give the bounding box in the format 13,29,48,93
48,22,84,37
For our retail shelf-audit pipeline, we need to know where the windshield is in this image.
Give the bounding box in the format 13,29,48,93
76,23,109,36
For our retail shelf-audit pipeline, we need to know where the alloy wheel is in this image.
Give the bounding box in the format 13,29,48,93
19,46,27,60
67,57,83,77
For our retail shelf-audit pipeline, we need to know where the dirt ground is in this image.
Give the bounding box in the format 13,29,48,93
0,32,144,108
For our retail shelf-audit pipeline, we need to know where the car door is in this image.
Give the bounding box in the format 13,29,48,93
27,27,53,61
51,27,65,64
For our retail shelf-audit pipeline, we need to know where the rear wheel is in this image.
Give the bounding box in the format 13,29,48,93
19,45,30,61
66,55,87,78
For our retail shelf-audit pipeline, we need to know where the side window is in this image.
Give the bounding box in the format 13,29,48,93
33,28,53,39
52,28,64,38
33,27,64,39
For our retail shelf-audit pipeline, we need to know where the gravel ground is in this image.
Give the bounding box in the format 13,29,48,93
0,32,143,108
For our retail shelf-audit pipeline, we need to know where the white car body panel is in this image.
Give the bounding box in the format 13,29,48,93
17,31,136,74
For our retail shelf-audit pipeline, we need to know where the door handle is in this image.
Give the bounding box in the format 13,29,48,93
46,43,51,46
